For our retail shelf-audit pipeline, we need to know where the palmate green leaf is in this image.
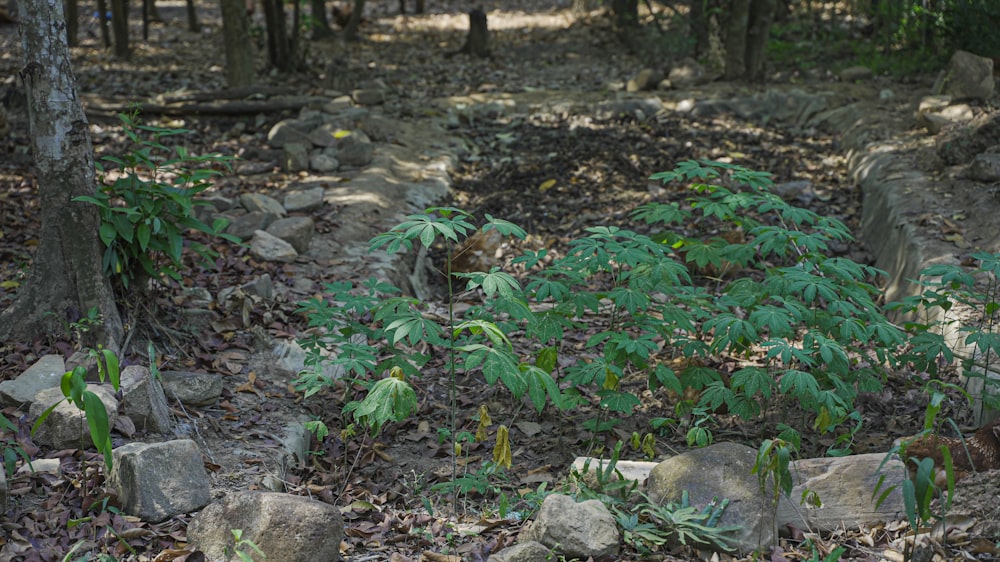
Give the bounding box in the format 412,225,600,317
631,201,687,226
598,389,641,413
649,364,682,394
608,286,651,314
779,369,820,399
520,364,564,412
731,366,774,399
345,375,417,437
454,319,511,348
761,339,815,367
368,230,414,254
483,214,527,239
489,350,525,397
749,306,794,338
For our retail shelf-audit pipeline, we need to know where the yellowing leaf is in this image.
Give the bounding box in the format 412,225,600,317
0,280,19,289
538,179,557,192
334,130,352,139
493,425,512,469
389,365,405,381
602,369,620,391
475,405,492,442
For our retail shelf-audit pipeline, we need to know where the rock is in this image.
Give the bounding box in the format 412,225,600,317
160,371,223,407
657,78,672,90
266,120,313,148
250,230,299,263
283,187,325,213
19,458,61,476
321,96,353,114
352,89,386,105
241,274,274,300
668,58,707,89
916,95,975,134
309,152,340,173
0,354,65,407
187,491,344,562
779,453,906,533
646,442,776,552
119,365,172,433
306,123,345,147
224,211,275,241
595,98,664,121
936,112,1000,165
336,139,375,168
282,142,311,173
266,217,314,254
487,541,553,562
200,195,234,212
240,193,286,218
108,439,211,523
178,308,214,335
521,493,619,560
941,50,995,101
28,385,118,450
839,65,873,82
627,68,663,92
969,153,1000,182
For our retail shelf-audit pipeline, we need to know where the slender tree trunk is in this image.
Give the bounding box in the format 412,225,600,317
96,0,111,48
7,0,124,351
690,0,709,57
220,0,255,87
110,0,129,58
185,0,199,31
310,0,333,39
343,0,364,41
723,0,749,80
262,0,295,69
745,0,775,81
64,0,78,46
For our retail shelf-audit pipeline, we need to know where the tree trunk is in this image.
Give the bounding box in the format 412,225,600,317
110,0,129,58
723,0,749,80
262,0,295,69
457,8,488,57
343,0,364,41
612,0,639,28
96,0,111,48
219,0,255,87
745,0,775,81
185,0,200,32
310,0,333,39
690,0,709,57
64,0,78,46
6,0,124,351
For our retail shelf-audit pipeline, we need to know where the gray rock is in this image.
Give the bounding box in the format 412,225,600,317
0,354,65,407
178,308,214,335
187,492,344,562
224,211,275,241
283,187,325,213
199,195,234,212
309,152,340,173
595,98,664,121
108,439,211,523
942,50,995,101
160,371,223,407
29,385,118,450
336,140,375,168
306,123,344,148
839,65,873,82
242,274,274,300
646,442,775,552
321,96,353,114
266,217,314,254
668,58,707,89
266,120,313,149
352,89,386,106
627,68,664,92
521,493,619,560
119,365,172,433
282,142,311,173
240,193,286,218
969,153,1000,182
251,230,298,263
937,112,1000,165
180,287,213,308
487,541,553,562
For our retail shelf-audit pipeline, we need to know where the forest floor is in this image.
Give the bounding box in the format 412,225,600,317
0,0,995,561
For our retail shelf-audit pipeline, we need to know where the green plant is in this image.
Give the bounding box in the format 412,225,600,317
74,110,239,290
0,415,33,479
612,490,738,554
32,347,120,469
229,529,266,562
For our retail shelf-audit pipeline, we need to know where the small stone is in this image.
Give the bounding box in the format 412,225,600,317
282,142,311,173
283,187,325,213
968,153,1000,182
160,371,223,407
839,65,873,82
225,211,275,241
240,193,286,217
0,355,65,408
321,96,353,114
242,274,274,300
309,152,340,173
178,308,214,335
29,385,118,450
109,440,211,523
943,50,995,101
251,230,298,263
336,141,375,168
266,120,312,148
352,89,386,106
266,217,315,254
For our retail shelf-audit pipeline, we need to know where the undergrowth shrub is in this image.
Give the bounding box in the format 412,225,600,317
74,111,239,291
296,160,911,503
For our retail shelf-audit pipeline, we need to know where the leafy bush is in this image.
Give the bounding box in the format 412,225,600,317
74,111,239,290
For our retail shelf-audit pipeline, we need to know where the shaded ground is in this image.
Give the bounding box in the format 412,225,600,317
0,1,994,561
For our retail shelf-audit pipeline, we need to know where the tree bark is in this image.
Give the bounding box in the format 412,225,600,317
690,0,709,57
457,8,488,57
219,0,255,87
96,0,111,48
63,0,78,46
722,0,749,80
343,0,364,41
309,0,333,39
612,0,639,28
110,0,129,58
744,0,775,81
185,0,200,32
6,0,124,351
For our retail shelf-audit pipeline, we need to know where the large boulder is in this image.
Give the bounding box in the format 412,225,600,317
646,442,776,553
938,50,995,101
108,439,211,522
187,491,344,562
520,493,619,560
